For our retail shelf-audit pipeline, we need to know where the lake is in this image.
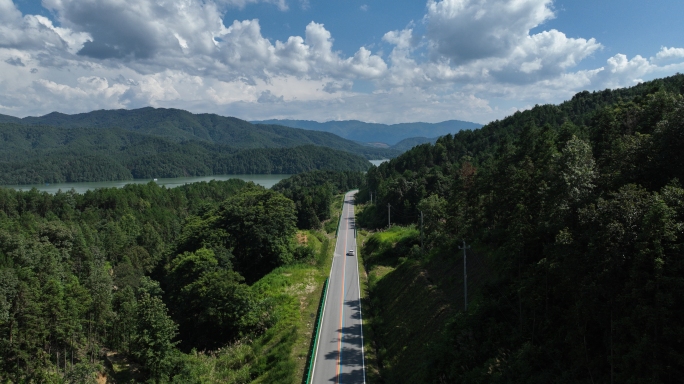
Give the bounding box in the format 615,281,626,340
1,174,292,194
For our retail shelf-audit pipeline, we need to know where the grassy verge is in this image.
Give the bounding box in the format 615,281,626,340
286,231,334,383
163,240,333,384
251,193,344,383
105,195,347,384
357,222,497,383
353,205,382,383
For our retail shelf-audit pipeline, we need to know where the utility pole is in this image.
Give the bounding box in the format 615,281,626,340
387,203,391,228
370,192,373,205
459,240,471,311
420,210,424,249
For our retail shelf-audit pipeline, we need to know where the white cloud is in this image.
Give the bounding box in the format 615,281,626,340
592,53,654,88
425,0,555,63
0,0,682,124
32,15,91,54
322,80,352,93
0,0,90,53
389,0,602,88
653,46,684,64
36,0,389,82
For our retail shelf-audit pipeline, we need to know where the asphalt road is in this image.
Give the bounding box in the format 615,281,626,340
311,190,366,384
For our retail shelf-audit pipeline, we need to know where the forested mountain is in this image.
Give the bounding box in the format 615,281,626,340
0,107,397,159
0,123,372,184
357,74,684,382
250,118,482,145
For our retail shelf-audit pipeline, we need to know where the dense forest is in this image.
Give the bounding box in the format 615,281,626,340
389,136,438,151
0,171,359,382
272,170,365,229
357,74,684,382
0,122,373,184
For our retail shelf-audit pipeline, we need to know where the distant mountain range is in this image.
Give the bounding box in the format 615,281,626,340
0,107,398,159
250,119,482,146
0,107,482,184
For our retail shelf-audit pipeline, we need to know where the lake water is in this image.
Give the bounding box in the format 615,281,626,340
1,174,292,194
369,159,389,167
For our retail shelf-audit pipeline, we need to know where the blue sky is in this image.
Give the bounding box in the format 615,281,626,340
1,0,683,124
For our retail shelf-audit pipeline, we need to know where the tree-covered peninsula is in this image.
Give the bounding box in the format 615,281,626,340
0,121,373,184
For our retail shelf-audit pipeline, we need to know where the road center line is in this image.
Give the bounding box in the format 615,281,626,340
336,196,349,383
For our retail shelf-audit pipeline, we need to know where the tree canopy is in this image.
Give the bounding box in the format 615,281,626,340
359,74,684,382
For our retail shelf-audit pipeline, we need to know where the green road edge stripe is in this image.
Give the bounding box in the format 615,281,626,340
305,277,329,384
308,190,355,383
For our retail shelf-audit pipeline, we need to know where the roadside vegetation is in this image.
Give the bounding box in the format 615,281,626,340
0,170,354,383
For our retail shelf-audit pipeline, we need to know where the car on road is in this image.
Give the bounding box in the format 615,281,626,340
347,249,354,256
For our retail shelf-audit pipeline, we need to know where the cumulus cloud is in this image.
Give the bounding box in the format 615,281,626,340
593,53,653,88
0,0,683,124
653,46,684,64
378,0,601,88
322,80,352,93
0,0,90,53
425,0,555,63
33,0,388,83
43,0,223,59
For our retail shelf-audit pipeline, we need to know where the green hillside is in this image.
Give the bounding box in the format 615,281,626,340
2,107,397,159
0,123,372,184
356,74,684,382
390,136,438,151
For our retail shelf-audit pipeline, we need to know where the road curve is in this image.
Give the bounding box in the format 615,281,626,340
310,190,365,384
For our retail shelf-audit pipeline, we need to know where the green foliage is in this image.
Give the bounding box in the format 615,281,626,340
359,74,684,382
391,136,438,151
0,120,373,184
0,178,309,382
132,293,178,381
272,170,364,229
166,248,259,351
12,107,394,157
0,175,340,382
216,189,298,282
0,106,401,184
